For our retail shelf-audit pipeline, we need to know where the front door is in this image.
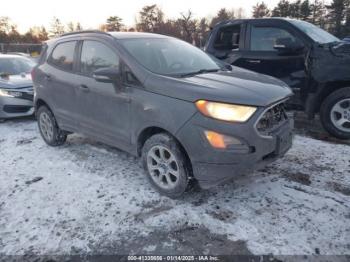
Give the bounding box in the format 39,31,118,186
75,39,131,147
228,21,307,103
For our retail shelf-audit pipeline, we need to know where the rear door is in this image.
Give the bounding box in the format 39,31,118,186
45,40,80,129
75,39,131,148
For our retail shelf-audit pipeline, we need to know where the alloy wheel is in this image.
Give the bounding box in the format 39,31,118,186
330,98,350,133
39,112,54,141
146,145,180,190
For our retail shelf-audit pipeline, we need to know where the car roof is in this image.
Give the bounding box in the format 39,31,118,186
213,17,297,28
110,32,170,39
55,30,171,41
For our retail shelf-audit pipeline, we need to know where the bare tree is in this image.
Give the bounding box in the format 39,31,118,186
178,10,198,43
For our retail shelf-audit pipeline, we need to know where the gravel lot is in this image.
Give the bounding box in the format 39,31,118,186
0,118,349,256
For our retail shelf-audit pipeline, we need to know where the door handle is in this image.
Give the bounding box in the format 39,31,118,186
44,74,52,81
78,84,90,92
246,60,261,64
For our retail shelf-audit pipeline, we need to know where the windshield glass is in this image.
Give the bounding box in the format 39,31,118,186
120,38,220,76
290,20,340,44
0,57,35,75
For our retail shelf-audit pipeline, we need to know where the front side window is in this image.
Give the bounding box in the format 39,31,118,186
250,26,296,51
80,41,119,76
120,38,219,76
49,41,76,71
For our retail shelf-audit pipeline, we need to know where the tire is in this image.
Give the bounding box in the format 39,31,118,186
142,133,191,198
320,87,350,140
37,106,67,146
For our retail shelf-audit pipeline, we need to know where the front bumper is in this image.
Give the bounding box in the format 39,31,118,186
176,105,293,189
0,96,34,119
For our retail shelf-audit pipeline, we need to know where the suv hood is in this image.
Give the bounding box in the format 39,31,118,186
0,74,33,89
146,66,292,107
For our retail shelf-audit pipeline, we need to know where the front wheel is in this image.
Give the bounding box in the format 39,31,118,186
37,106,67,146
320,87,350,140
142,133,191,198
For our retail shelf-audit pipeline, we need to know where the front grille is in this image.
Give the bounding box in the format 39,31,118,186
3,105,32,113
256,102,288,135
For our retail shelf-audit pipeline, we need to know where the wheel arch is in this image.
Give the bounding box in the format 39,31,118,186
314,81,350,113
136,126,194,177
35,98,52,116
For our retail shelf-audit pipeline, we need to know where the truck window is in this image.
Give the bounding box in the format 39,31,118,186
213,24,241,51
250,26,296,51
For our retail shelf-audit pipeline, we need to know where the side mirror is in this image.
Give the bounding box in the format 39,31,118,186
274,38,304,54
93,67,120,83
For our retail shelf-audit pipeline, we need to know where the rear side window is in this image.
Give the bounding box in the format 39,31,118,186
250,26,296,51
80,40,119,76
49,41,77,71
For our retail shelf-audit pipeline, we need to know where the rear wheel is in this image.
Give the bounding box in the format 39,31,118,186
142,133,190,198
320,87,350,140
37,106,67,146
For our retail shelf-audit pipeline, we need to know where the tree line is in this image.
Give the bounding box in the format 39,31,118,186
0,0,349,46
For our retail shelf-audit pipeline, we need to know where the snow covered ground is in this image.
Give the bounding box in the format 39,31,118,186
0,118,349,256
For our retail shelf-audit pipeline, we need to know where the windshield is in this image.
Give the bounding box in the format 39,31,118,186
120,38,220,76
290,20,340,44
0,57,35,75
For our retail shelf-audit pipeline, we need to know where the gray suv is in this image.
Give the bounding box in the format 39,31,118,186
32,31,293,198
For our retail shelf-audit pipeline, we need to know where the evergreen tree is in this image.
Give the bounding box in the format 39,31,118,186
300,0,312,20
75,22,83,31
136,5,164,32
310,0,327,28
50,17,65,36
252,2,271,18
210,8,235,27
67,22,75,32
289,0,302,18
106,16,124,32
272,0,291,17
326,0,348,37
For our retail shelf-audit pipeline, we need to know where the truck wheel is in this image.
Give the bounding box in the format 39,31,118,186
37,106,67,146
142,133,190,198
320,87,350,140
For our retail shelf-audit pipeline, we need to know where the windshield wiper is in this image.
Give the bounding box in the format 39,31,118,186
179,68,219,78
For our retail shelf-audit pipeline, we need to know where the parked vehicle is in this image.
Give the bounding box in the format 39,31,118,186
205,18,350,139
32,31,293,197
343,37,350,42
5,52,40,63
0,54,35,121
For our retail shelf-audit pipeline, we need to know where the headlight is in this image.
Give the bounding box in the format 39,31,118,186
195,100,257,122
0,89,22,98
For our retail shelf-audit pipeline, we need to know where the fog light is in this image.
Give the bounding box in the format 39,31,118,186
204,130,242,149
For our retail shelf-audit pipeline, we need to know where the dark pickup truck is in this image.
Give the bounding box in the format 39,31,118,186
205,18,350,139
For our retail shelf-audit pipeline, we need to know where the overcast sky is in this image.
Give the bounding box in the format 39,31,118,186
2,0,282,33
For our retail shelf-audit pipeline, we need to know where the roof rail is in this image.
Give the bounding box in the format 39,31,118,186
60,30,111,37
